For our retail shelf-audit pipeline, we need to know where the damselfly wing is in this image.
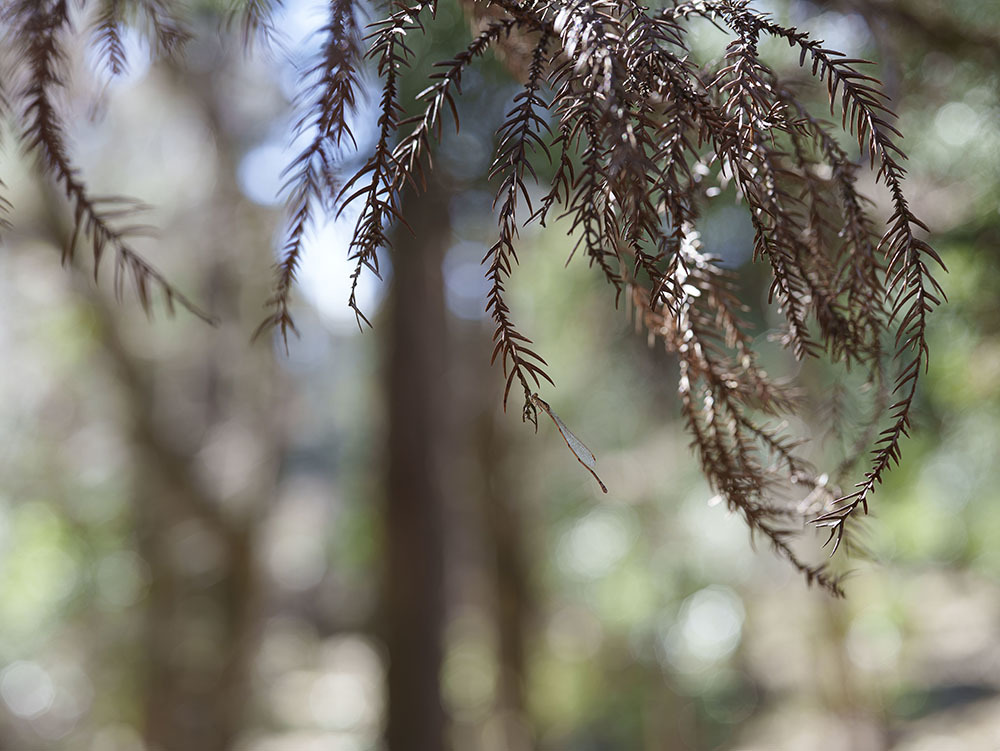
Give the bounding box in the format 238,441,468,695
530,394,608,493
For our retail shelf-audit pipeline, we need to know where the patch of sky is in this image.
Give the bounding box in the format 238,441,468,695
443,241,491,321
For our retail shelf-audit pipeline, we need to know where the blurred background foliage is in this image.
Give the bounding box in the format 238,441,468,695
1,0,1000,749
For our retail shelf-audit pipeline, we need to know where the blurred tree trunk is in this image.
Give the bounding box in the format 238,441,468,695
476,401,535,751
55,37,285,751
382,174,452,751
88,234,279,751
128,391,266,751
60,231,278,751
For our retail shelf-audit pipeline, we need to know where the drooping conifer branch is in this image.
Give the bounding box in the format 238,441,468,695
743,9,946,550
337,0,439,329
314,0,942,589
91,0,188,76
92,0,128,75
0,0,944,592
393,17,521,182
259,0,361,349
485,31,555,415
6,0,212,321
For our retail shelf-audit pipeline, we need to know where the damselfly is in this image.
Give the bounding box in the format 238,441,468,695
530,393,608,494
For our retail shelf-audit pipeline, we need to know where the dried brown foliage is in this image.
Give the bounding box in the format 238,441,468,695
1,0,205,319
0,0,945,594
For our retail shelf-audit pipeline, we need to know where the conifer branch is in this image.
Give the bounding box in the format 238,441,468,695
258,0,361,349
0,0,945,592
485,31,554,416
8,0,213,322
337,0,438,329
